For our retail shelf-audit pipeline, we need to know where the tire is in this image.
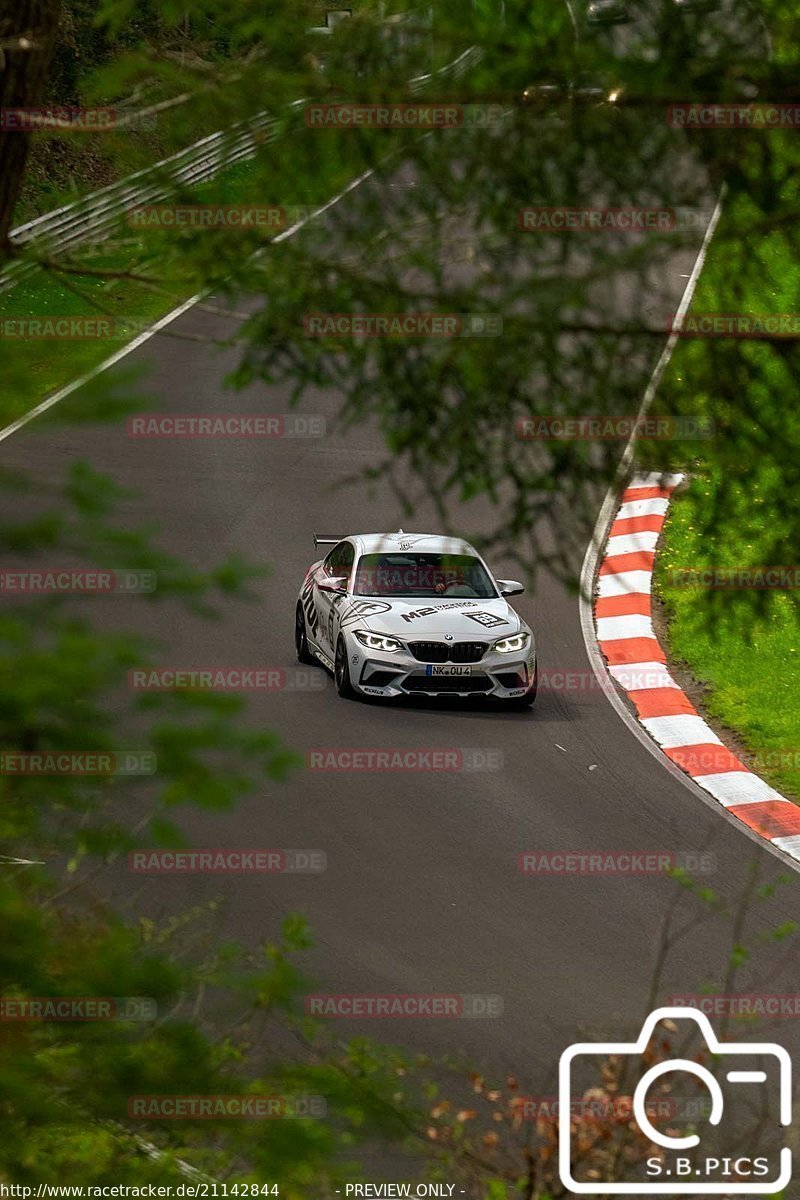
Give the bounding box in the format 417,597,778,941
506,662,538,710
295,602,314,665
334,634,356,699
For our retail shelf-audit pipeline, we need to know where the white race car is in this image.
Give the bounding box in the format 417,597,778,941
295,531,537,707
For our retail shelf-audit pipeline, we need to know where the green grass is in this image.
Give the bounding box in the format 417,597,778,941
656,480,800,798
652,196,800,800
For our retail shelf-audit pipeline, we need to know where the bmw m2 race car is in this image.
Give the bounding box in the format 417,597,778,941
295,531,537,707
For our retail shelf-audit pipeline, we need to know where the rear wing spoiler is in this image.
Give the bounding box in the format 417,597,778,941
313,533,344,548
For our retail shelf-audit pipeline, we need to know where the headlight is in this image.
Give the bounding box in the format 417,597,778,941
354,630,403,653
493,632,530,654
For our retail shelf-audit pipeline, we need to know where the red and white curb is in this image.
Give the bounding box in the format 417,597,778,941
594,471,800,864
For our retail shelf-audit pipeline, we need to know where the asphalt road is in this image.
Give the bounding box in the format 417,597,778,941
4,160,800,1109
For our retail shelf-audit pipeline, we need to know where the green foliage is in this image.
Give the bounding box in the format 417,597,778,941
0,895,411,1190
1,0,799,1190
651,131,800,799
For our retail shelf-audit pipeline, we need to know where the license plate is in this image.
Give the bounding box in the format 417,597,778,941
426,664,472,676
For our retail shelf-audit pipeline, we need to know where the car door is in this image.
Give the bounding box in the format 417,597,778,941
314,540,354,657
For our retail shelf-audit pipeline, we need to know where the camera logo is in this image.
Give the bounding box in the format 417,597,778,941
559,1006,792,1194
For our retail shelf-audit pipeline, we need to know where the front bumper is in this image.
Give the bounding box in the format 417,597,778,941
347,635,537,700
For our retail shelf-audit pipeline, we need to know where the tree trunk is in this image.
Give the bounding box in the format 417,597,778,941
0,0,61,252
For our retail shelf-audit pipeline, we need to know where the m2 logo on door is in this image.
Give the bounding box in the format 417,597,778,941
301,577,320,637
327,593,346,647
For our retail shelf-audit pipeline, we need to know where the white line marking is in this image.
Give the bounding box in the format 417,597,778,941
597,570,653,597
641,714,722,749
608,663,677,691
691,772,783,808
726,1071,766,1084
617,496,670,519
605,530,660,555
629,471,685,488
772,834,800,861
596,613,655,641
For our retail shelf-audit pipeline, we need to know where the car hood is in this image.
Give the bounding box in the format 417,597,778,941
340,596,524,639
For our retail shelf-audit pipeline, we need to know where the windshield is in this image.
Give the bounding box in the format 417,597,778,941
352,552,497,599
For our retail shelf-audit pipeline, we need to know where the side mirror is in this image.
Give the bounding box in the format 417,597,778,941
497,579,525,597
318,576,348,595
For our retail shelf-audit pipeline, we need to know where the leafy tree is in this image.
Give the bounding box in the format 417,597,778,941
0,0,798,1191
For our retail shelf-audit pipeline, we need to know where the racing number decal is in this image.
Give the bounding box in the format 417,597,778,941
465,611,508,628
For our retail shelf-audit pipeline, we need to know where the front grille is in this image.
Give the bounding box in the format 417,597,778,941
450,641,486,663
408,641,487,663
401,675,493,694
408,641,449,663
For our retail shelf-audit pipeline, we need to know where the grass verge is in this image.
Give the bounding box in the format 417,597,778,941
651,192,800,801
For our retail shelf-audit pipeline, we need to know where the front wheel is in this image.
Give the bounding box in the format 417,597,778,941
334,635,356,699
295,603,314,664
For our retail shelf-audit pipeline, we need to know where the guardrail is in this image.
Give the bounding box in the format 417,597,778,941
1,44,481,295
408,44,483,92
1,113,281,293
